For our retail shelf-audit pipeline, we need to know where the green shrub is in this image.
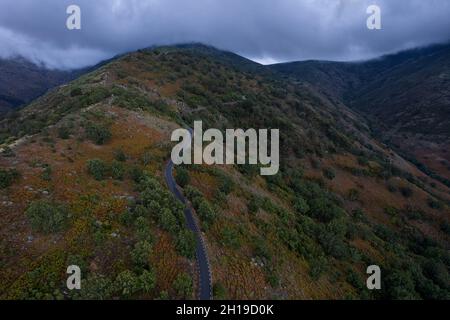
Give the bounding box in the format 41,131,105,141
176,229,196,259
129,165,144,183
173,273,193,299
323,168,336,180
85,124,112,145
41,165,52,181
159,208,178,234
220,227,241,249
400,186,413,198
135,216,153,242
114,270,139,298
131,240,152,268
78,275,113,300
293,196,310,214
347,188,360,201
197,200,216,229
138,269,156,293
111,161,125,180
114,149,127,162
308,197,344,223
25,200,68,234
383,270,418,299
218,174,234,195
213,282,227,299
87,159,109,180
141,151,152,166
0,168,20,189
70,87,82,97
175,166,190,187
57,126,71,139
247,196,259,214
427,198,442,210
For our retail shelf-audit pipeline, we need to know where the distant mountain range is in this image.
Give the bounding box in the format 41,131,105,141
0,58,77,114
271,42,450,180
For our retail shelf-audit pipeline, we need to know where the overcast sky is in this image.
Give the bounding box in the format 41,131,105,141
0,0,449,69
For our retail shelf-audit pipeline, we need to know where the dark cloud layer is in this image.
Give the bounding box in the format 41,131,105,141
0,0,449,69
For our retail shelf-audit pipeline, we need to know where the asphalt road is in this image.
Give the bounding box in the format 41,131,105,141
164,156,213,300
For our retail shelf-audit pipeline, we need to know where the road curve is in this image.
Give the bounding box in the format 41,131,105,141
164,159,213,300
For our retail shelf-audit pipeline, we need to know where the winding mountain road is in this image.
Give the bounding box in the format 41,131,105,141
164,132,213,300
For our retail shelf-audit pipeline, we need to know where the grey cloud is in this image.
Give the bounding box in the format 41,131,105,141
0,0,449,69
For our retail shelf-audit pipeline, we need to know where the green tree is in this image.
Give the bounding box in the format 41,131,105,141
131,240,152,268
197,200,216,229
25,200,68,234
111,160,125,180
160,208,178,234
86,124,112,145
0,168,20,189
114,149,127,162
78,275,114,300
87,159,109,181
176,230,196,259
175,166,190,187
293,196,310,214
173,273,193,299
323,168,336,180
114,270,139,298
138,269,156,294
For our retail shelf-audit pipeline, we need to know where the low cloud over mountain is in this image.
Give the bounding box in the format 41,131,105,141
0,0,449,69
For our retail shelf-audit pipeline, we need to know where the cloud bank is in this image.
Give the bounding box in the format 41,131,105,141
0,0,449,69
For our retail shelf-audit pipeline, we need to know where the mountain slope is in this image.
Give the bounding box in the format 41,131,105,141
271,43,450,183
0,57,79,115
0,45,449,300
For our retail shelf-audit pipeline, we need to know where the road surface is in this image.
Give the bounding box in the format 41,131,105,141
164,139,213,300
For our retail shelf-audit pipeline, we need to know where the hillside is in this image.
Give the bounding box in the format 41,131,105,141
0,57,81,115
0,44,449,300
271,43,450,183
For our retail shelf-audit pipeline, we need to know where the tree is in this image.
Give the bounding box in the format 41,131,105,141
41,165,52,181
85,124,111,145
114,148,127,162
197,200,216,229
175,166,190,187
135,216,153,242
176,230,196,259
87,159,109,181
213,282,227,299
323,168,336,180
0,168,20,189
70,87,82,97
138,269,156,294
293,196,310,214
78,275,113,300
114,270,139,298
160,208,178,234
111,161,125,180
247,196,259,214
383,270,418,299
25,200,68,234
308,197,344,223
173,273,193,299
131,240,152,268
